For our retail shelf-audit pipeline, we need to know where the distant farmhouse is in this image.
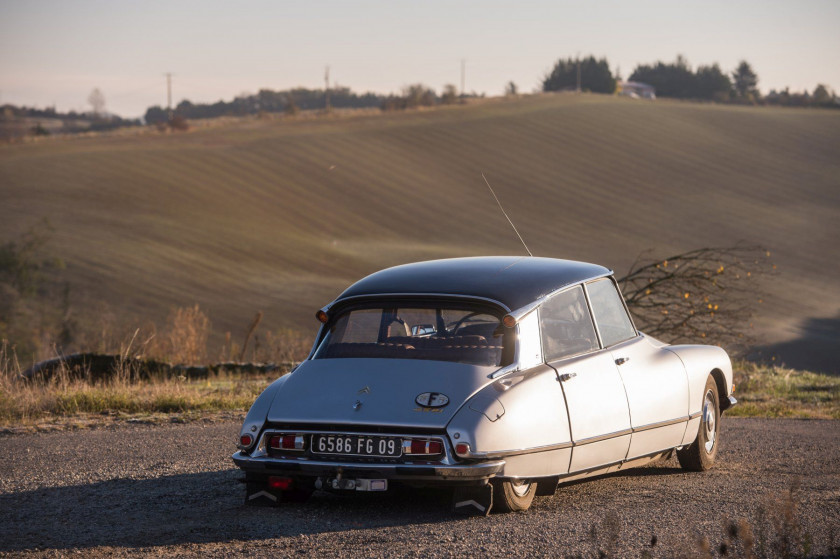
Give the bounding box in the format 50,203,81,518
617,81,656,100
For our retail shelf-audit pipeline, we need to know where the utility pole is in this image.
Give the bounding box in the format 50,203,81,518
460,59,466,97
324,66,330,112
165,72,173,118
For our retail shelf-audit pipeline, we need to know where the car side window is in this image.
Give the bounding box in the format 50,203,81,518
586,278,636,347
540,285,599,361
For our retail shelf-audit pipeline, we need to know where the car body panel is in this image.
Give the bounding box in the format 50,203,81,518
550,350,632,472
238,375,289,443
265,358,497,429
610,335,690,457
666,344,733,416
446,364,571,458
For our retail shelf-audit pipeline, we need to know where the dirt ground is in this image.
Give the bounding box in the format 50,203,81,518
1,417,838,558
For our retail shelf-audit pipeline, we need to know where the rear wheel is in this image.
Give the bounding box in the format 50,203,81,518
492,479,536,512
677,375,720,471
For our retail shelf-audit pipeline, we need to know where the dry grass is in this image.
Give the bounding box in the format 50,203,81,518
674,480,819,559
574,480,832,558
0,340,275,427
729,361,840,419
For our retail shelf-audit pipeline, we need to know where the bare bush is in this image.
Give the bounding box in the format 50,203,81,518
673,479,813,559
164,305,210,365
259,328,313,365
618,246,775,353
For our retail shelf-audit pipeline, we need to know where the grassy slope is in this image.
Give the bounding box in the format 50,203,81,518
1,95,839,347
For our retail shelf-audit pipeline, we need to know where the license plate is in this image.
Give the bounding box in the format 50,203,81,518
312,434,402,458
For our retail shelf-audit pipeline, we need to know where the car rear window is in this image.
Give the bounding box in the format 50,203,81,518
314,304,511,366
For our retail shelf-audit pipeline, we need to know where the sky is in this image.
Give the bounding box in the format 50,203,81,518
1,0,839,118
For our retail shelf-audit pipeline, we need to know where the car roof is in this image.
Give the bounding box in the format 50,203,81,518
332,256,612,312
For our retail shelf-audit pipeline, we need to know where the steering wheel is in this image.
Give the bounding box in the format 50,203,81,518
449,311,484,336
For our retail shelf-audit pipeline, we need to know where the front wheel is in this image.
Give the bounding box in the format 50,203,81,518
677,375,720,471
492,479,536,512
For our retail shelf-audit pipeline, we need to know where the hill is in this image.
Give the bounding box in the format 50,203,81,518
1,94,838,368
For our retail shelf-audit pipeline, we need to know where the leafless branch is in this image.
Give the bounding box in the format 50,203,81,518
617,245,776,354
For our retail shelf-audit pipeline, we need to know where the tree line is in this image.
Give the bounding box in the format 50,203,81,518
1,103,141,138
542,55,837,107
144,83,482,123
4,53,836,140
144,86,385,124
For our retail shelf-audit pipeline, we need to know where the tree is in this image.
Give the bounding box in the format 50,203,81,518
87,88,106,116
440,84,458,105
505,81,518,96
284,93,299,115
695,64,732,101
812,84,833,106
630,56,696,98
543,56,616,94
0,222,72,359
402,84,436,108
732,61,758,99
143,106,168,125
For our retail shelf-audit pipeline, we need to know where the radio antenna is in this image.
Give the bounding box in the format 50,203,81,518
482,173,533,257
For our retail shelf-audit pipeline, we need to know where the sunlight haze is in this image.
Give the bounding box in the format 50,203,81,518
1,0,839,117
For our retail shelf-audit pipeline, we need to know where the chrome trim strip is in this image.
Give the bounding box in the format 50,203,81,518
325,293,512,313
506,300,541,321
261,428,446,439
575,428,633,446
255,429,455,464
464,417,692,459
489,363,520,380
267,416,692,465
688,411,702,420
506,271,614,321
462,441,574,459
632,416,690,433
233,452,504,479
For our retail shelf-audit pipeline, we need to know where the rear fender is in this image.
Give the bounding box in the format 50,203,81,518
239,374,291,442
665,345,733,415
446,364,571,468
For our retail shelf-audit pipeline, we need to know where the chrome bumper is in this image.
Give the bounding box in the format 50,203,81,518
722,395,737,411
232,452,505,482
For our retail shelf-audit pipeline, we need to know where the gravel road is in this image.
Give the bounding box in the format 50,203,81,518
1,418,838,558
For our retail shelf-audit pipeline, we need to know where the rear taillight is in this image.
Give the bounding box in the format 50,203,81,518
238,434,254,449
268,433,306,451
268,476,293,490
455,443,470,456
403,438,444,456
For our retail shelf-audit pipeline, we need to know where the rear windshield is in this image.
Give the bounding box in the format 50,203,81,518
314,304,512,366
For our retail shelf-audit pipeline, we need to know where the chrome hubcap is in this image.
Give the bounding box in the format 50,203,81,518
703,389,717,453
511,480,530,497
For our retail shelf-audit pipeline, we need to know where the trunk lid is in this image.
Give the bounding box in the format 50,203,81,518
266,358,496,430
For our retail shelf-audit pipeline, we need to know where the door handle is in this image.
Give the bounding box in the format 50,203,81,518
559,372,577,382
615,357,630,366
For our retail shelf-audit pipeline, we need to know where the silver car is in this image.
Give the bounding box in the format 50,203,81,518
233,257,735,514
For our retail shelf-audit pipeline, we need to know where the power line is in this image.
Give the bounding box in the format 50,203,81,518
324,66,330,112
164,72,173,117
